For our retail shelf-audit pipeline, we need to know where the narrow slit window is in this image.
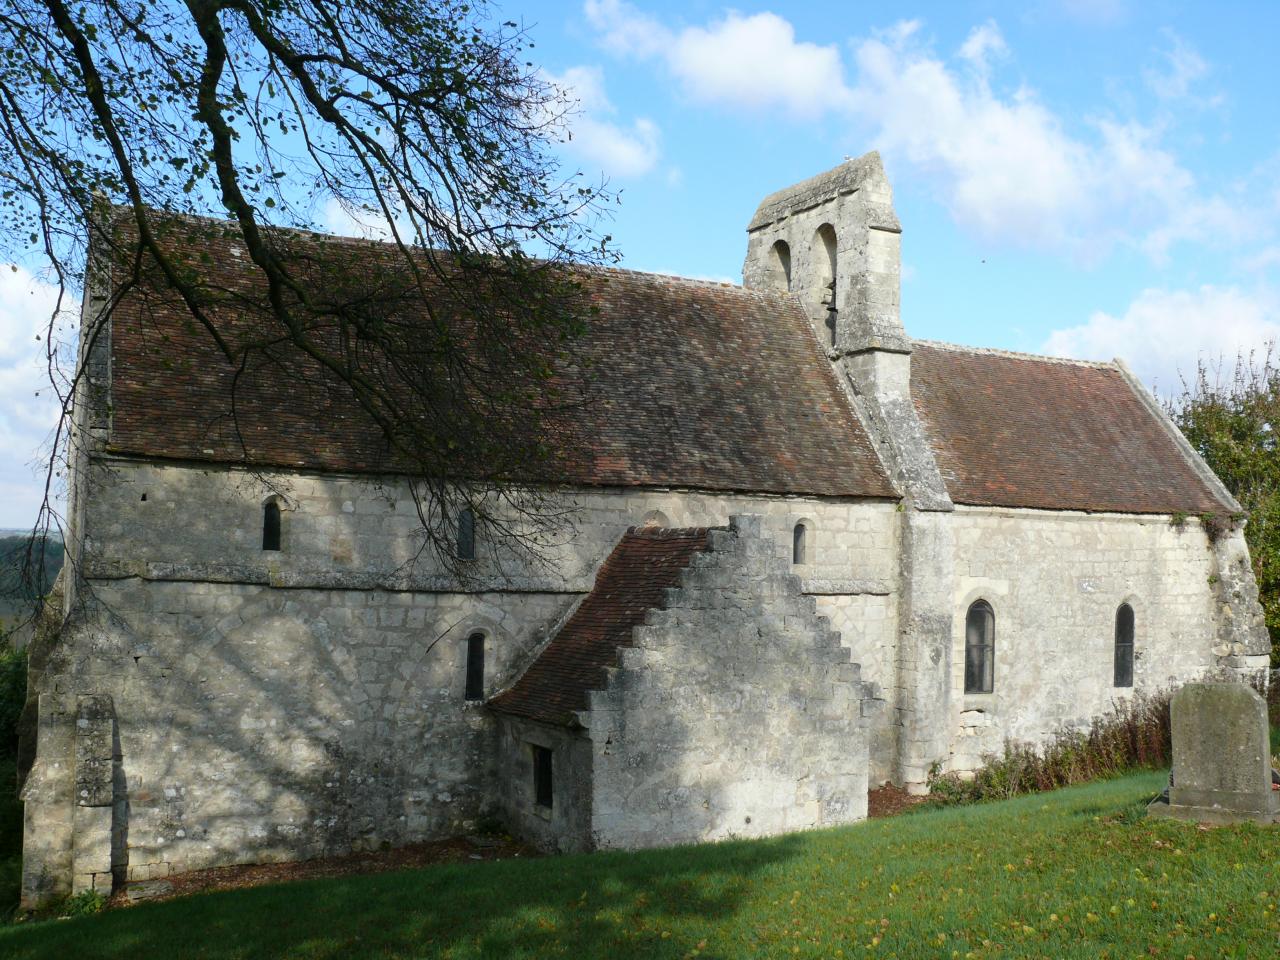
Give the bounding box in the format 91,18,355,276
533,745,553,809
792,522,807,565
964,600,994,694
456,508,475,561
1114,603,1135,688
262,501,282,552
465,632,485,701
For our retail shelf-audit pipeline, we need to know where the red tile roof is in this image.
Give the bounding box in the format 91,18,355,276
910,342,1233,515
104,220,896,499
490,527,712,726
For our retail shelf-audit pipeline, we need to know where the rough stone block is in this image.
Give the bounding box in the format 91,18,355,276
1150,682,1278,825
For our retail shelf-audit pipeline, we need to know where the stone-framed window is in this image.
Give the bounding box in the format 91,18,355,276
262,500,282,552
815,223,838,344
1114,603,1135,688
768,239,792,292
532,745,553,809
456,507,476,561
964,600,995,694
464,632,485,701
792,521,808,565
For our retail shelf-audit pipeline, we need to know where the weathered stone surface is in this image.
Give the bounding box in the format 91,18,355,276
580,515,870,849
125,879,173,901
20,152,1269,906
1149,682,1278,825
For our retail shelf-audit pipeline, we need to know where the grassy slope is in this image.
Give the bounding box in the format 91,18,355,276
2,771,1279,959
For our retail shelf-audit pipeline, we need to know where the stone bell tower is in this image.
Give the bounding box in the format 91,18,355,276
743,152,957,794
742,151,909,359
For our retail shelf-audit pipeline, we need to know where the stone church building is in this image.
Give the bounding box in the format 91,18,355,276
19,153,1270,906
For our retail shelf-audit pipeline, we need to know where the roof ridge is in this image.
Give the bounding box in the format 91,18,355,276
116,204,764,295
626,525,719,538
913,338,1117,370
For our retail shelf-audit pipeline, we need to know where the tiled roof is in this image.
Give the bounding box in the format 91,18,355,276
489,527,712,726
104,219,896,499
910,342,1234,515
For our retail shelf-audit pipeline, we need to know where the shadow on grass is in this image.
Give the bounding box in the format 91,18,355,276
0,829,806,960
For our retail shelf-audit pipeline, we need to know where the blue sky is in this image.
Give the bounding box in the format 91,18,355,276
1,0,1278,527
512,0,1279,379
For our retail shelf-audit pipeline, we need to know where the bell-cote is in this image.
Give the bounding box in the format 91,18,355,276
742,151,909,359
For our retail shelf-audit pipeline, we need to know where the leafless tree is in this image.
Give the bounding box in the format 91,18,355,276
0,0,615,607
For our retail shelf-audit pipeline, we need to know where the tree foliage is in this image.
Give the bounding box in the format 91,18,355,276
1170,349,1280,661
0,0,613,569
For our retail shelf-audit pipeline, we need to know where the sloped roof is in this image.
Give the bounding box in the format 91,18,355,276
490,527,712,726
910,342,1234,515
104,220,896,499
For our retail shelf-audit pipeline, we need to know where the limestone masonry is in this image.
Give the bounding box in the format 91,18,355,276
18,152,1271,908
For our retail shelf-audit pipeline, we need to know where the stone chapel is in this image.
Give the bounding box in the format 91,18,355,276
18,152,1271,907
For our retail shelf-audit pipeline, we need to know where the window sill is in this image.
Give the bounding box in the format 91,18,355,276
533,804,552,821
962,693,996,712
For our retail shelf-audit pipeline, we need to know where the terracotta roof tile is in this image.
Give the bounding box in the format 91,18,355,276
911,342,1232,514
104,220,896,499
489,527,712,726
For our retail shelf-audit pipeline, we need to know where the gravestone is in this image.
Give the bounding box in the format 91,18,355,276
1148,682,1279,825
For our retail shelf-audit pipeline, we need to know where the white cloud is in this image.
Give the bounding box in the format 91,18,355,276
1144,32,1208,100
958,20,1009,76
1244,246,1280,273
583,6,1259,261
544,65,662,178
320,198,400,241
1044,285,1280,392
584,0,850,117
0,265,63,527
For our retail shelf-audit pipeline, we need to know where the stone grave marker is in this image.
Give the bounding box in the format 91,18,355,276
1148,682,1279,825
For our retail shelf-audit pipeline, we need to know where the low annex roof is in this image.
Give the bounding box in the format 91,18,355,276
489,526,712,726
103,220,897,500
910,341,1236,515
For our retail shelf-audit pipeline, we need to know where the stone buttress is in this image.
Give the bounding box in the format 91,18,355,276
744,152,955,792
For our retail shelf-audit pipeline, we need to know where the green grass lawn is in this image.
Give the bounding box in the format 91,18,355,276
2,770,1279,959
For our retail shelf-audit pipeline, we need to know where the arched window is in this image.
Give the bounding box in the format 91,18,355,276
456,507,476,561
465,632,485,701
767,239,792,292
1114,603,1135,688
262,500,282,552
964,600,994,694
815,224,838,345
640,510,670,528
792,521,808,565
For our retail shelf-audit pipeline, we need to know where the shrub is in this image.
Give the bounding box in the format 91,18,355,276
928,692,1172,806
56,889,106,918
0,646,25,761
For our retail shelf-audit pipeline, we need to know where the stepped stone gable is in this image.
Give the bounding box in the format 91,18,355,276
583,516,871,848
491,527,714,726
909,342,1237,515
494,516,871,851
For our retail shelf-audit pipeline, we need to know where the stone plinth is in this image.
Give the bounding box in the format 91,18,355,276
1148,682,1279,826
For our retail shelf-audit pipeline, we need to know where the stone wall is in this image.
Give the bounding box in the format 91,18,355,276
942,506,1224,771
494,717,593,853
22,456,898,904
583,517,872,848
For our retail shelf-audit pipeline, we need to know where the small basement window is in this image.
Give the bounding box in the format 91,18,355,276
464,632,485,701
262,500,282,552
533,745,553,809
